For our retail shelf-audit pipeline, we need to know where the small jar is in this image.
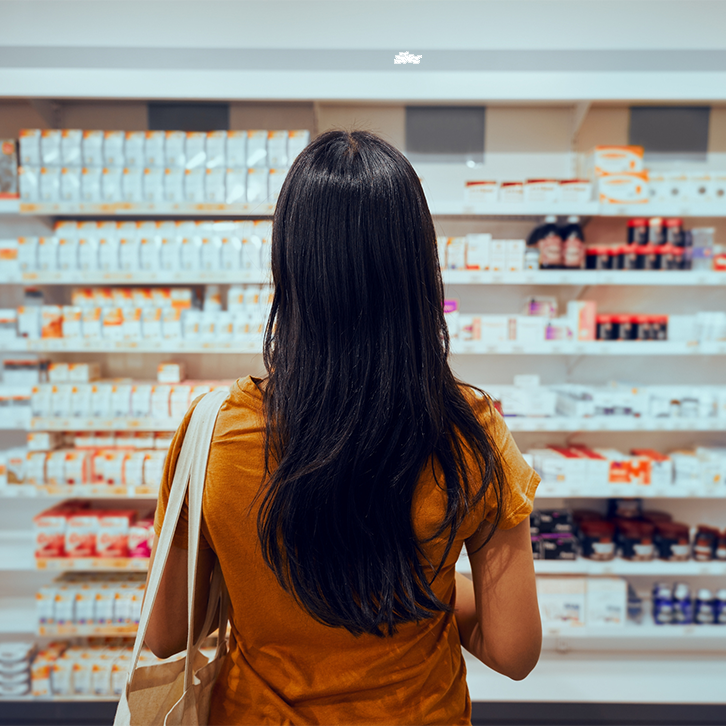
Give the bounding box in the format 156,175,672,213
612,314,634,340
618,245,639,270
717,530,726,561
664,218,684,246
627,218,648,245
693,525,719,561
618,520,655,561
579,520,616,561
632,314,653,340
648,217,666,245
596,314,615,340
655,522,691,561
586,247,613,270
637,244,660,270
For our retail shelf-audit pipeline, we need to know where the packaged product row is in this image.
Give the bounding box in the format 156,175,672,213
18,129,310,170
34,502,155,559
2,446,168,490
652,582,726,625
19,165,286,205
464,179,593,204
487,377,726,419
2,220,273,275
528,445,726,492
36,573,147,629
530,504,726,563
1,285,273,344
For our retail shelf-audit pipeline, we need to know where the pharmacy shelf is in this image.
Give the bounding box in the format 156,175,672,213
16,201,275,217
35,558,149,572
0,597,36,635
457,558,726,577
535,484,726,499
504,416,726,432
442,270,726,286
4,339,725,355
1,339,262,354
0,485,158,499
30,417,180,432
37,623,137,637
0,270,271,285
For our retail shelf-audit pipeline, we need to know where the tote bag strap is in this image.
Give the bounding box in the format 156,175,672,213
183,388,230,692
127,388,229,682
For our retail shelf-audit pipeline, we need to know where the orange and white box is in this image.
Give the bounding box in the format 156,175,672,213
268,168,286,203
142,167,164,202
185,131,207,169
206,131,227,169
50,383,72,417
82,307,102,339
246,167,268,202
150,385,171,418
68,362,100,383
19,128,41,166
57,233,79,270
40,129,61,165
102,452,128,487
90,381,111,417
184,168,205,202
27,431,62,451
267,131,288,168
164,168,184,202
124,131,145,168
97,511,136,558
288,130,310,161
33,508,71,558
61,306,82,339
559,179,593,203
45,450,68,486
102,308,124,340
80,167,102,202
598,172,649,205
25,451,48,485
103,131,125,167
586,145,644,176
162,308,183,340
17,236,39,271
143,451,166,489
445,237,466,269
144,131,165,168
499,181,524,202
60,167,81,202
504,240,525,272
110,383,132,417
594,448,652,485
64,451,91,486
169,385,191,418
97,233,119,271
122,307,142,340
48,362,70,383
489,240,508,272
101,167,122,202
60,129,82,166
157,362,185,384
124,451,147,488
165,131,186,168
464,180,498,203
524,179,560,203
130,384,152,417
246,130,268,168
37,236,58,271
141,306,162,339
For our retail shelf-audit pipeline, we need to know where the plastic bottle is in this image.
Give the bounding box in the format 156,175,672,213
526,215,562,269
561,216,586,269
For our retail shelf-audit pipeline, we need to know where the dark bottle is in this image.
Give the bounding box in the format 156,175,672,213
561,215,586,269
527,215,562,269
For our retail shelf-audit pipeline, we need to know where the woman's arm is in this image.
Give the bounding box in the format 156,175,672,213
143,536,218,660
455,516,541,680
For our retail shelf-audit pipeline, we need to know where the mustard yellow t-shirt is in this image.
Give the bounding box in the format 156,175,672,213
154,376,539,726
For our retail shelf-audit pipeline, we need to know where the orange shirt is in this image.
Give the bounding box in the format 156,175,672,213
154,376,539,725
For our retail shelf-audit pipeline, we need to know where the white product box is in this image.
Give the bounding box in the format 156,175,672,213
200,237,222,270
489,240,508,272
69,384,92,417
169,385,191,418
68,362,100,383
103,131,125,167
464,181,498,203
57,236,78,270
18,166,40,201
504,240,525,272
130,384,152,417
118,236,140,271
17,237,38,271
124,132,145,168
40,130,61,165
246,130,268,167
82,130,103,167
40,167,61,202
598,172,649,205
667,315,697,343
184,168,205,202
226,131,247,168
559,179,593,203
157,362,185,384
537,577,587,628
139,237,161,270
142,167,164,202
31,385,51,417
19,129,41,166
50,384,72,417
465,234,491,270
446,237,466,269
150,385,171,418
586,146,644,176
97,235,119,271
80,167,102,202
524,179,560,203
479,315,510,343
59,168,81,201
61,306,82,338
287,130,310,161
90,383,112,417
27,431,61,452
206,131,227,169
37,236,58,270
163,168,184,202
122,308,142,340
223,168,245,204
267,131,288,168
82,307,102,339
101,167,122,201
268,168,286,202
204,168,226,203
110,383,132,417
164,131,186,168
101,308,123,340
141,308,162,340
0,308,18,344
144,131,165,167
17,306,41,339
184,132,206,170
585,578,627,627
162,309,182,339
121,168,143,203
512,315,547,343
246,168,268,202
499,182,524,202
180,236,202,270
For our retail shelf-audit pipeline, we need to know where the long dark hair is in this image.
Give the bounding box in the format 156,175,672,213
259,130,505,637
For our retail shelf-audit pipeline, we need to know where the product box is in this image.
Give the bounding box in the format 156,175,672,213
226,131,247,169
559,179,593,203
184,132,206,169
630,449,674,488
81,130,103,167
465,234,491,270
204,168,226,203
121,168,143,203
504,240,525,272
40,167,61,202
19,129,41,166
157,362,185,384
66,513,98,557
511,315,547,344
445,237,466,269
499,181,524,203
123,132,145,168
585,578,627,627
246,130,268,168
40,130,61,165
489,240,508,272
586,146,644,177
102,132,124,167
164,131,186,168
464,180,498,204
268,168,286,203
142,167,164,202
80,167,102,202
0,139,18,196
144,131,165,168
246,168,268,202
101,167,122,201
163,168,184,202
288,130,310,161
206,131,227,169
479,315,511,343
537,577,587,628
184,168,205,202
524,179,560,203
567,300,597,341
598,172,649,205
97,511,136,558
267,130,288,168
59,168,81,202
40,306,63,339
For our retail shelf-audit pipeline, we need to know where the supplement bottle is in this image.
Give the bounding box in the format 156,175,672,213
694,589,716,624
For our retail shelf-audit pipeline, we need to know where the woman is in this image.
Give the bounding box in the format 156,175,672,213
146,130,542,725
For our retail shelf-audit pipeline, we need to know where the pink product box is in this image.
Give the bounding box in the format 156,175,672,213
96,510,137,558
128,518,154,558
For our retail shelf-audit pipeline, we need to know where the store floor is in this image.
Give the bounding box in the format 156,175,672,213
1,702,726,726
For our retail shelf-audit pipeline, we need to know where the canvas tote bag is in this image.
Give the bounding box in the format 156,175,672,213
114,388,231,726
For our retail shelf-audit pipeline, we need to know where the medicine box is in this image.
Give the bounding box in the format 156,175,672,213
586,146,644,177
537,577,587,628
585,578,627,627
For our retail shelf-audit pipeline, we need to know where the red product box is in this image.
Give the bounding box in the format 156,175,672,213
96,510,137,558
33,509,73,558
65,513,99,558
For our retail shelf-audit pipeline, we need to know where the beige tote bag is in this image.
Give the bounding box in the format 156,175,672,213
114,388,230,726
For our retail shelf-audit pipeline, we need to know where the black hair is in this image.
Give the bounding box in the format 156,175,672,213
259,129,505,637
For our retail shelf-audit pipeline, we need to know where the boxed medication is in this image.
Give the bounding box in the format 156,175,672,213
206,131,227,169
121,167,143,203
19,129,41,166
101,167,122,201
246,168,268,202
226,131,247,168
124,132,145,168
287,130,310,160
80,166,102,202
205,168,226,203
184,132,206,169
40,167,61,202
164,131,186,168
246,130,268,167
524,179,559,203
598,172,649,205
499,181,524,202
163,168,184,202
559,179,593,203
144,131,165,167
82,130,104,167
103,131,125,167
40,130,61,165
142,167,164,202
465,234,491,270
537,577,587,628
267,131,288,168
585,578,627,627
464,180,498,203
60,167,81,201
18,166,40,201
586,146,644,176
